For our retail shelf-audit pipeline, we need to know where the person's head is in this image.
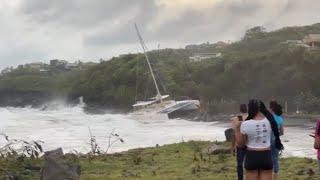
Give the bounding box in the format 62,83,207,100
269,101,277,111
269,101,283,116
240,104,247,114
246,99,263,120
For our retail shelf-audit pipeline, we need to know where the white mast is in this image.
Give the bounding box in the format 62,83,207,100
134,23,162,102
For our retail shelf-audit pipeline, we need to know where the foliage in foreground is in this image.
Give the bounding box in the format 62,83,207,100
0,141,318,180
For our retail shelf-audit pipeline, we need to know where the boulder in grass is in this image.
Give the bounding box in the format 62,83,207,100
224,128,234,142
2,174,18,180
40,148,81,180
207,144,231,155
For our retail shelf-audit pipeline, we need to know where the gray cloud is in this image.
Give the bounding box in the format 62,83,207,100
0,0,320,69
227,0,262,16
82,0,158,46
19,0,156,28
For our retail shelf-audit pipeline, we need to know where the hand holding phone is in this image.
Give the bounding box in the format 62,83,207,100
310,134,315,138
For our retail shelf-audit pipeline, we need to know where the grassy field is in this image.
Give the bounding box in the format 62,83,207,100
0,141,318,180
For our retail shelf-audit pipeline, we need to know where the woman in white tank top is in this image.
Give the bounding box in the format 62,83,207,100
234,100,284,180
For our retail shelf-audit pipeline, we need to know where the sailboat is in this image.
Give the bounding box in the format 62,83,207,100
131,24,200,119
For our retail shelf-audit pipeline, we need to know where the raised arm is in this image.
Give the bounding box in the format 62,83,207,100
231,117,237,149
233,118,247,148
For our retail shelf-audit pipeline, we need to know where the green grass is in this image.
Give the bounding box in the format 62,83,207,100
0,141,319,179
0,156,42,180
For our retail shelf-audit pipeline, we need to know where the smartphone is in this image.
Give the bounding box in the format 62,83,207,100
238,115,243,121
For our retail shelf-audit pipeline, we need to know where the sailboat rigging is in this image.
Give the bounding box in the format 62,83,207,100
134,24,162,102
132,23,200,119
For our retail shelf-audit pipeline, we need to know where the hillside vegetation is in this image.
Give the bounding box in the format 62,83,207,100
2,23,320,112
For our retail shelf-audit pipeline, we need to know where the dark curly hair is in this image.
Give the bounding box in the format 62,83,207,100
269,101,283,116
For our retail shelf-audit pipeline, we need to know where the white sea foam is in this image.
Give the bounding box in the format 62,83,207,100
0,103,315,158
0,103,225,154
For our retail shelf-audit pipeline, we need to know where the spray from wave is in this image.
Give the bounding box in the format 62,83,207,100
0,98,316,158
0,99,226,154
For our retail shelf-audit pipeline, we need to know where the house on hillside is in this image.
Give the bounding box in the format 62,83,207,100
303,34,320,49
189,53,222,62
50,59,69,70
65,62,80,70
50,59,82,71
39,68,50,73
50,59,59,67
24,62,51,72
280,40,310,48
28,62,44,69
214,41,229,49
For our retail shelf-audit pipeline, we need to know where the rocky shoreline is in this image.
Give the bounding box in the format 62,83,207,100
0,90,54,108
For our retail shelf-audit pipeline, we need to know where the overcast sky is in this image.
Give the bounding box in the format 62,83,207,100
0,0,320,69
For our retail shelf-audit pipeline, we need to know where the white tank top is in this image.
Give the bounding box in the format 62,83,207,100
240,118,272,149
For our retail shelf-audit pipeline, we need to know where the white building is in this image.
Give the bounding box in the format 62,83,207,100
189,53,222,62
303,34,320,49
65,62,79,70
39,68,50,73
28,62,44,69
280,40,310,48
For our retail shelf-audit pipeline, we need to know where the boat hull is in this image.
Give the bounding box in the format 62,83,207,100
130,100,200,120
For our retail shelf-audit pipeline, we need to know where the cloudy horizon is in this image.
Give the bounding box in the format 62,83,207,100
0,0,320,69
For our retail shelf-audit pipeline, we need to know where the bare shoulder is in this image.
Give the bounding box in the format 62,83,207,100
241,120,251,126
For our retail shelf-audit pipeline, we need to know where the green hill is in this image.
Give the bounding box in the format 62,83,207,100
2,23,320,113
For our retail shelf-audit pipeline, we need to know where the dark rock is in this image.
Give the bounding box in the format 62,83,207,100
45,148,64,157
40,148,81,180
2,174,18,180
224,128,234,142
0,89,53,108
307,168,315,176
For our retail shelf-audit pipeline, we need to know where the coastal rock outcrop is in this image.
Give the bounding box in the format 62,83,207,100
0,89,52,107
224,128,233,142
40,148,80,180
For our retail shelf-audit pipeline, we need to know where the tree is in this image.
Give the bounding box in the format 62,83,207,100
243,26,266,41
